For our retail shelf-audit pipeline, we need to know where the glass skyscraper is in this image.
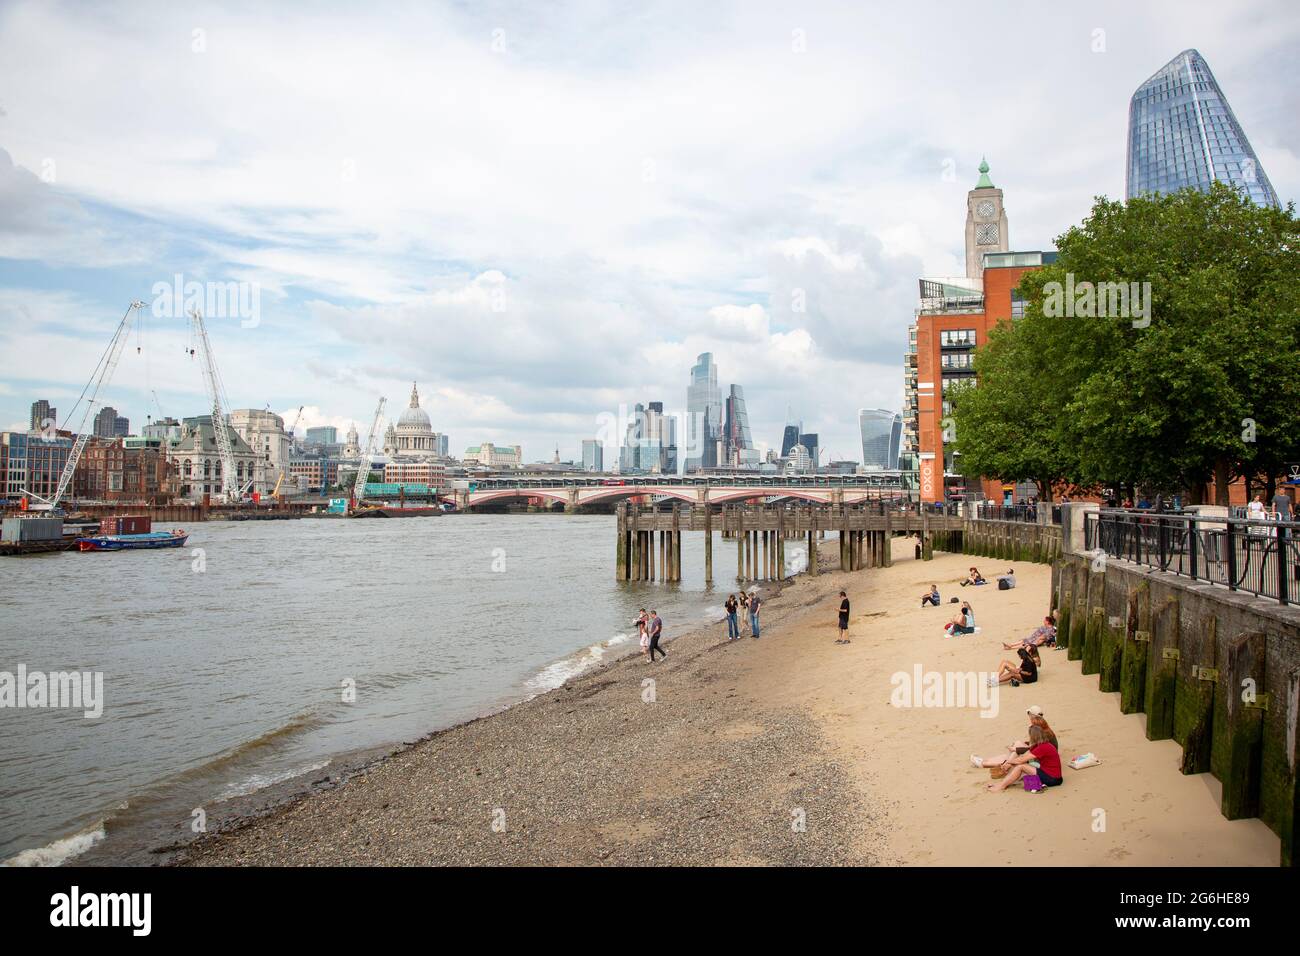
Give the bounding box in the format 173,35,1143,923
685,352,723,472
1127,49,1279,208
859,408,902,470
724,385,760,469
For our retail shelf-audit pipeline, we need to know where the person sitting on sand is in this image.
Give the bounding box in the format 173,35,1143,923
921,584,941,607
989,647,1038,686
959,567,986,587
1003,615,1056,651
945,601,975,636
985,725,1063,792
971,705,1058,770
836,590,851,644
996,568,1016,590
724,594,740,641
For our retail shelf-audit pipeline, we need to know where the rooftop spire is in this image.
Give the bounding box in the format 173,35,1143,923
975,156,994,189
409,382,420,408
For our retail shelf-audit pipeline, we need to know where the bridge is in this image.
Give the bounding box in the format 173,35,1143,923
451,474,908,511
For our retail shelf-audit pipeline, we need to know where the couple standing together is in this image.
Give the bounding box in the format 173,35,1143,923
724,590,762,640
637,609,667,661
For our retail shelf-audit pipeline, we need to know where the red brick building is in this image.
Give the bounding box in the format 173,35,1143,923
73,436,174,504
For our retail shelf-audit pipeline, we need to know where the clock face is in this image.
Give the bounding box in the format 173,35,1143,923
976,222,1000,245
976,199,996,218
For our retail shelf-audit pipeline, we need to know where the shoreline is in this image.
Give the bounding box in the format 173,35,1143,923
174,542,1280,867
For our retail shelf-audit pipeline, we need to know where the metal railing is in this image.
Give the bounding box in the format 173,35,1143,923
1084,509,1299,606
970,502,1062,525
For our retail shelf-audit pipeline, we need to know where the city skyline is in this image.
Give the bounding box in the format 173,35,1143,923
1,2,1297,464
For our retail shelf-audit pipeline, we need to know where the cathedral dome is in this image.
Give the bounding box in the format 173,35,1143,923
397,383,432,429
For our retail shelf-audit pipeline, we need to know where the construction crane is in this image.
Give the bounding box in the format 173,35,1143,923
188,308,240,503
351,397,386,510
34,301,147,511
272,405,305,497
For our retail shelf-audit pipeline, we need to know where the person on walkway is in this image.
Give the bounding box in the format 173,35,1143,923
1248,494,1267,519
836,590,850,644
637,608,650,657
749,589,762,639
648,610,667,661
1273,490,1294,521
724,594,740,641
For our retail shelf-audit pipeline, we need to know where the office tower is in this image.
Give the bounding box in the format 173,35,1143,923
306,426,337,445
582,439,604,472
724,385,760,469
1127,49,1279,208
781,423,801,458
30,400,57,432
860,409,903,469
113,416,130,437
620,401,676,474
93,406,119,438
798,433,819,471
685,352,723,472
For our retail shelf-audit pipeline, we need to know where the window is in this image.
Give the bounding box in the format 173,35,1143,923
940,329,976,348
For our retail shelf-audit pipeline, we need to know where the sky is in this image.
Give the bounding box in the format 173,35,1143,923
1,0,1297,466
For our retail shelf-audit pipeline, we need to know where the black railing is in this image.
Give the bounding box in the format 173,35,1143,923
970,502,1061,524
1084,509,1299,606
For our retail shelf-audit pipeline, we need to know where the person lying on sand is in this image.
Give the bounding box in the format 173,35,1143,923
959,567,986,587
985,725,1063,792
971,706,1057,769
1003,615,1056,650
988,647,1038,686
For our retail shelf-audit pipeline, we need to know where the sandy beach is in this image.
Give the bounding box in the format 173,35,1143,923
179,542,1280,866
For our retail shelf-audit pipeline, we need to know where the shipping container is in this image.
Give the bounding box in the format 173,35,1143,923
1,516,65,542
99,515,152,535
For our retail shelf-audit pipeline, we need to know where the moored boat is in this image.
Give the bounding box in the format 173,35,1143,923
78,529,189,551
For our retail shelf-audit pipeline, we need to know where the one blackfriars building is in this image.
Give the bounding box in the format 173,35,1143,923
1127,48,1279,208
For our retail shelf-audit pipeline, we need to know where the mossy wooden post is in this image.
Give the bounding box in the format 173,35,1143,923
1177,617,1217,775
1222,631,1267,820
1119,582,1150,712
613,509,629,582
1145,596,1180,741
921,509,932,560
704,505,713,585
883,506,893,567
736,509,744,582
1067,566,1088,660
1082,607,1104,676
808,525,818,576
1282,667,1299,867
672,506,681,582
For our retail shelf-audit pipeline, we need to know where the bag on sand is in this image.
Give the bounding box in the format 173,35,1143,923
1022,774,1044,792
997,579,1012,590
989,765,1009,780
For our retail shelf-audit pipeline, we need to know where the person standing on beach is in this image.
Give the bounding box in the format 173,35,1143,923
725,594,740,640
738,591,750,634
637,608,650,657
648,610,667,661
836,590,850,644
749,590,762,639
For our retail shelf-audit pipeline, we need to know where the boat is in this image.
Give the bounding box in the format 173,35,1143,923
1,514,79,556
76,514,189,551
78,529,189,551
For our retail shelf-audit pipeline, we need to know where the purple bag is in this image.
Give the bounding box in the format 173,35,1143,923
1022,774,1044,792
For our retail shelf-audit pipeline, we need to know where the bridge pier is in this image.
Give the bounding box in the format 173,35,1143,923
704,506,713,584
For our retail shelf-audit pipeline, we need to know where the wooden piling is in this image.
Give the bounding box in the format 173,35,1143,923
1119,581,1150,714
1177,617,1217,775
1144,596,1180,741
1222,631,1267,820
704,506,713,584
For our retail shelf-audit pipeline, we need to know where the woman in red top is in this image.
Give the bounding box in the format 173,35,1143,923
986,726,1063,792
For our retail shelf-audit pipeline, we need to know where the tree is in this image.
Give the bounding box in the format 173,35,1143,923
953,184,1300,504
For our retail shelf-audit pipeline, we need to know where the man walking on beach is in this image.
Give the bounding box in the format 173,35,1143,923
749,589,762,639
648,610,667,661
836,590,850,644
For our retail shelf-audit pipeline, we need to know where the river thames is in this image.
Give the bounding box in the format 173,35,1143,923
0,513,804,865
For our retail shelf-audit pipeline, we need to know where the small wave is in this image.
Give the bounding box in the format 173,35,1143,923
3,825,105,867
217,759,332,801
526,633,634,694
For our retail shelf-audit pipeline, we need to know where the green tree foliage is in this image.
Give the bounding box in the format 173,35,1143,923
952,184,1299,503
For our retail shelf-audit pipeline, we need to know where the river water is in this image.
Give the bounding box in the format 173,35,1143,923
0,514,808,865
